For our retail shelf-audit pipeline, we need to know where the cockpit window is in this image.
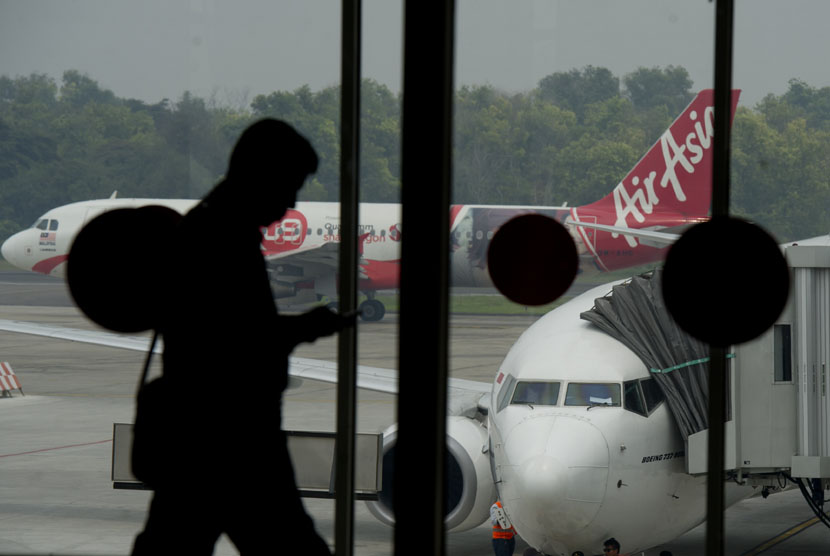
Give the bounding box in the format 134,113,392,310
623,378,665,417
496,373,516,413
624,380,647,417
34,219,48,230
49,219,58,231
511,381,560,406
640,378,665,413
564,383,621,406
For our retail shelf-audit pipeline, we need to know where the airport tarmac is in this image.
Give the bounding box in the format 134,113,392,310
0,272,827,555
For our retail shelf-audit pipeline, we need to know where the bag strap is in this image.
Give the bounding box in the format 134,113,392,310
137,331,158,392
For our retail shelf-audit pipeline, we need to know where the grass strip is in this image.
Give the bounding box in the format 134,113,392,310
373,294,568,316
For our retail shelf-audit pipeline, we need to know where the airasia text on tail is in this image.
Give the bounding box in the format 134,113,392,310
569,89,740,270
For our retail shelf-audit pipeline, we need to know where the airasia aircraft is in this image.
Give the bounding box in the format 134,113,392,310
1,89,738,321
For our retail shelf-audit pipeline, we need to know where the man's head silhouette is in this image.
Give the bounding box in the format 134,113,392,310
225,118,319,226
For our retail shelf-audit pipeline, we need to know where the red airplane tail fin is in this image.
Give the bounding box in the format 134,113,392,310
577,89,741,225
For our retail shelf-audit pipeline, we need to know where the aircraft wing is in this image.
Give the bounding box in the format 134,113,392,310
263,241,372,280
263,241,339,266
0,319,491,413
568,221,830,250
290,355,491,416
565,219,683,248
0,319,160,353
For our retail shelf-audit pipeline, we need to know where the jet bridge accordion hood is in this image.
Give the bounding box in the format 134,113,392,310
580,269,722,441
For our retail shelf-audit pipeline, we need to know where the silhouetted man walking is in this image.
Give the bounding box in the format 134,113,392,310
132,119,345,555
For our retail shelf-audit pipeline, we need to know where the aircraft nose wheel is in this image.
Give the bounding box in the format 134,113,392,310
359,299,386,322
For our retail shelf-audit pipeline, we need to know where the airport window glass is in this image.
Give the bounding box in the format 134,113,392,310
640,377,665,413
511,381,560,406
564,383,621,407
724,2,830,554
450,17,722,556
773,324,792,382
623,380,646,416
0,1,353,554
8,0,828,553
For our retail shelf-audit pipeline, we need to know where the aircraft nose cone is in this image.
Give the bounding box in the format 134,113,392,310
503,416,609,546
1,233,21,269
517,454,567,510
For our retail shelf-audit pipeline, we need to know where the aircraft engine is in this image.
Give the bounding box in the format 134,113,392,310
266,263,301,299
365,415,497,532
269,280,297,299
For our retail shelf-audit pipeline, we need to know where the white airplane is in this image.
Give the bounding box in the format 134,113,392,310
1,89,738,322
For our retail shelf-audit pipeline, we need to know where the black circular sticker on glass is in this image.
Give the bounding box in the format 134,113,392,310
662,217,789,347
487,214,578,306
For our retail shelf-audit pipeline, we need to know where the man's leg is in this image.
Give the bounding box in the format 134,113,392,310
223,479,330,555
132,489,222,555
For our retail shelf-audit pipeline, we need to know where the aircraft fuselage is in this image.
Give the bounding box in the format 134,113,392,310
488,283,751,555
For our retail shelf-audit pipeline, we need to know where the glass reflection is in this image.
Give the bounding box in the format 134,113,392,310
2,0,828,554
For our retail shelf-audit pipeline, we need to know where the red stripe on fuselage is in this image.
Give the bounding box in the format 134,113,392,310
32,255,68,275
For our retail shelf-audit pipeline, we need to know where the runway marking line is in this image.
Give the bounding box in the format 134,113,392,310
39,392,134,399
739,516,820,555
0,438,112,458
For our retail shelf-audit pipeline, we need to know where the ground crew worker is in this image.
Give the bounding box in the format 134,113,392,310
490,500,516,556
603,537,621,556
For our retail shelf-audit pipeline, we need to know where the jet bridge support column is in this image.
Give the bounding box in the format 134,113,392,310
790,245,830,478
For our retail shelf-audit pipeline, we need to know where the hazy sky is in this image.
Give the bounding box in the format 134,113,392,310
1,0,828,108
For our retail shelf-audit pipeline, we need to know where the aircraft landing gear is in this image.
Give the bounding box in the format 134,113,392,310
359,299,386,322
319,294,386,322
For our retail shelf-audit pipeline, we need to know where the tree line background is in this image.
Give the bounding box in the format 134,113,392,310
1,65,828,245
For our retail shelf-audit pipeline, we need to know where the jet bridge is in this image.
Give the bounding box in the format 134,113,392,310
581,246,830,511
689,244,830,483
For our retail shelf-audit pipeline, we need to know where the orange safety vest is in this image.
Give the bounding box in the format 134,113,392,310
491,501,515,540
